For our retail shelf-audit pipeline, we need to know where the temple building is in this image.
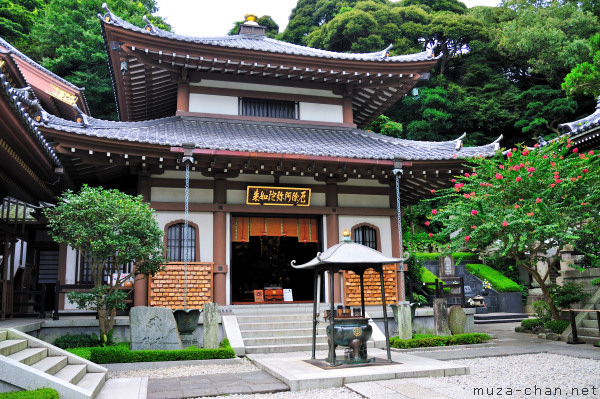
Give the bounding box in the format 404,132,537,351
1,9,507,318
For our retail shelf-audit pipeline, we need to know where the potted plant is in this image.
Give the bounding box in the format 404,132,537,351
480,280,492,296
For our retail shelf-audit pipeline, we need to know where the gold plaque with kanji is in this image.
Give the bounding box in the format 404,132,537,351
246,186,311,206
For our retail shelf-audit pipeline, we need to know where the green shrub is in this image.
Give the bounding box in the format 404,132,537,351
533,300,553,323
465,264,522,292
0,389,59,399
389,333,489,349
544,320,570,334
521,318,544,330
90,340,235,364
420,266,446,294
415,253,441,261
549,282,590,309
591,278,600,286
452,252,479,263
52,334,99,349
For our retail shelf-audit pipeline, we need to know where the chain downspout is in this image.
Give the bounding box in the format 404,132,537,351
393,165,405,302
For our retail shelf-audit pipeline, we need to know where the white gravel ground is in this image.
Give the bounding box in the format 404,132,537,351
108,353,600,398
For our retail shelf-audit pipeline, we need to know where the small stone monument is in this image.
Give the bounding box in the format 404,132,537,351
391,302,412,340
203,302,219,349
448,305,467,335
130,306,182,350
433,298,451,336
439,255,455,278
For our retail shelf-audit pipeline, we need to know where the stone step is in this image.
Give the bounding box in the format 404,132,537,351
475,318,528,324
582,319,600,329
474,313,529,320
243,335,328,346
7,347,47,366
53,364,87,385
572,335,600,345
0,330,7,341
76,372,106,397
241,327,326,338
238,321,316,331
577,327,600,337
0,339,28,356
244,342,330,354
237,314,313,323
31,355,68,375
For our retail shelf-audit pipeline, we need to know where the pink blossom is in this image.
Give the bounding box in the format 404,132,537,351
522,149,529,156
495,173,504,179
520,163,525,168
527,212,533,217
580,154,586,159
515,204,520,209
472,173,477,177
499,165,504,169
429,233,433,238
471,210,479,215
555,179,562,183
502,221,509,227
464,193,471,199
451,179,456,183
465,236,470,242
551,161,556,167
527,167,535,172
573,148,579,153
471,225,477,229
507,151,513,158
425,221,430,226
542,155,548,159
589,151,594,155
480,182,485,186
465,173,470,177
583,168,589,173
432,209,437,215
534,143,539,148
550,184,555,188
430,189,436,194
536,198,542,203
513,166,520,171
515,176,522,182
486,183,493,187
567,143,572,148
571,177,577,182
577,175,582,179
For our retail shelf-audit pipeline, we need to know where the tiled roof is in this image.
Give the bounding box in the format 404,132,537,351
101,10,435,63
559,98,600,136
0,72,62,167
41,114,499,161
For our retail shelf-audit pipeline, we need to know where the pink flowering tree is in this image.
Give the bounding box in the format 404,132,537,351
428,137,600,320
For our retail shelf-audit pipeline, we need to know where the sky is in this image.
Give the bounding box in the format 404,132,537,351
154,0,501,37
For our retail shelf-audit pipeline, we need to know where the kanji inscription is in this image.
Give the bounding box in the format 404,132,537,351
246,186,311,206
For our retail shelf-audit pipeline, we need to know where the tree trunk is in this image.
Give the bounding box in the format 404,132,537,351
526,266,561,320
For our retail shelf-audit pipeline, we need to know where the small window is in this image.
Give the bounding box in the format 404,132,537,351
354,225,377,250
167,223,196,262
239,97,298,119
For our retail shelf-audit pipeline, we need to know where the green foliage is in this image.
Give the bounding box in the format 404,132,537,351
412,293,428,304
52,333,99,349
0,0,44,49
90,340,235,363
533,300,552,324
45,185,165,339
366,115,402,138
415,252,441,261
520,318,544,330
514,86,577,136
389,333,489,348
465,264,522,292
548,282,590,309
591,278,600,286
428,137,600,320
65,347,93,360
420,266,446,293
544,320,570,334
0,389,59,399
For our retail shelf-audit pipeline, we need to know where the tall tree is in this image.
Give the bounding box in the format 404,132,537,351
0,0,45,50
28,0,169,120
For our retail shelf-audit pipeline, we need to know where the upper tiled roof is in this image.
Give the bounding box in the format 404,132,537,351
41,114,499,161
559,97,600,136
102,11,435,63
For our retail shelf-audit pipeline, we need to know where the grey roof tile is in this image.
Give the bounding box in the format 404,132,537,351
101,12,435,63
41,114,499,161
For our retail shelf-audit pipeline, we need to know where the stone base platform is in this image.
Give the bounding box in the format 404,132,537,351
248,348,469,391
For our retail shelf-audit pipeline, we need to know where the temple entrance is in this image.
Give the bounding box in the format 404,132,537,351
231,216,321,303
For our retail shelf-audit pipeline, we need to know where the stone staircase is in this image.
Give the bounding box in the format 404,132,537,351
474,312,529,324
0,328,107,398
561,287,600,345
238,312,329,354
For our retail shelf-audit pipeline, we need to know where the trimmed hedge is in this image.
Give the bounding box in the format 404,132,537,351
0,389,59,399
420,266,447,294
390,333,489,349
52,333,99,349
415,252,479,262
89,339,235,364
465,264,522,292
544,320,570,334
521,318,544,330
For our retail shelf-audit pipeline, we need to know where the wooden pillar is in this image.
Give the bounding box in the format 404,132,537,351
325,179,341,303
57,243,68,311
213,174,227,305
134,174,152,307
342,95,353,124
177,82,190,113
137,174,151,202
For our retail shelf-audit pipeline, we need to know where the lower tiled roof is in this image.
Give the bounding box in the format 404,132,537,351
42,114,499,161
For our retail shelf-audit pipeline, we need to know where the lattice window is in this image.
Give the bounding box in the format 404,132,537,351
354,225,377,250
239,97,298,119
166,223,196,262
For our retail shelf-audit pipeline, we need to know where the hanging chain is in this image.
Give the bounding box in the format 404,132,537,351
394,169,405,302
183,161,190,310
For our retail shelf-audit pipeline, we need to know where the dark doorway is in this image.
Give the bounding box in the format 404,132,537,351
231,234,319,303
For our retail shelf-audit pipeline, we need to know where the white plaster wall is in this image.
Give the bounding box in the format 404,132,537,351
338,193,389,208
311,192,326,207
299,102,343,123
189,93,238,115
155,211,214,262
153,170,213,180
338,215,393,257
191,80,340,98
340,178,388,187
151,187,213,203
279,176,326,185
